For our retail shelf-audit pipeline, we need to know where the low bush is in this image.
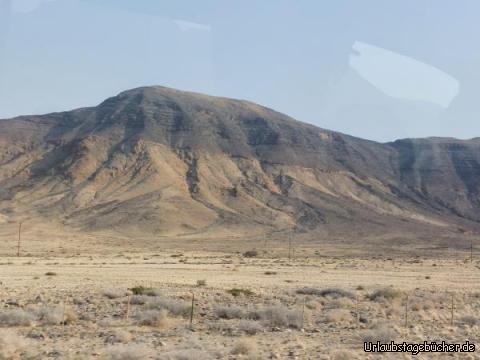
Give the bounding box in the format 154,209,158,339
214,305,245,320
226,288,254,297
0,309,35,327
231,338,257,355
238,320,263,335
243,250,258,258
368,287,402,301
296,287,354,299
145,297,190,317
36,305,77,325
256,305,303,329
135,309,169,328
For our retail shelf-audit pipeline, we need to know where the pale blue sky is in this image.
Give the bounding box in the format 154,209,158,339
1,0,479,142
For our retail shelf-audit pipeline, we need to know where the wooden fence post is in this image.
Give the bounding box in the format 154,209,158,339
450,293,454,326
405,295,409,328
190,292,195,328
301,297,306,329
356,294,360,326
125,295,131,324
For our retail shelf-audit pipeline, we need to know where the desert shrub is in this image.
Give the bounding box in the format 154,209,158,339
243,250,258,258
135,309,169,327
368,287,402,301
0,330,29,360
0,309,35,327
231,338,257,355
362,324,396,343
110,329,132,344
145,297,190,317
128,286,160,296
331,349,355,360
324,309,353,323
106,344,151,360
45,271,57,276
256,306,303,329
36,305,77,325
196,279,207,287
238,320,263,335
128,296,149,305
296,287,354,299
104,289,125,299
264,271,277,275
227,288,254,297
331,297,354,309
214,306,245,320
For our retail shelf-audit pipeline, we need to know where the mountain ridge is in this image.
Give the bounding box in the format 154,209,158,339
0,86,479,244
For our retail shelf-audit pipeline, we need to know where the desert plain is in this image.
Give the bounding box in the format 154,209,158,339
0,227,479,360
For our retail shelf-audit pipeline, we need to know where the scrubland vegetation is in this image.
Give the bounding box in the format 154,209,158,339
0,252,479,359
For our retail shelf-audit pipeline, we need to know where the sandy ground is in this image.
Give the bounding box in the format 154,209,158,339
1,251,480,359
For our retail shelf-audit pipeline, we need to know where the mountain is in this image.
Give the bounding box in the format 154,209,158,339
0,86,479,245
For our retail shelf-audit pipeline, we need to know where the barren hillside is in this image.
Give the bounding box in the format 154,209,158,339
0,86,479,244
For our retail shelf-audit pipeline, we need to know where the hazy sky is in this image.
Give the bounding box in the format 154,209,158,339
1,0,479,142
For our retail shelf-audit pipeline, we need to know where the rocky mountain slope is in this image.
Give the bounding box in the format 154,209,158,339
0,86,479,241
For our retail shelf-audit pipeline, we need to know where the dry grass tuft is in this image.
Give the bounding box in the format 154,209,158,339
135,309,170,328
231,338,257,355
238,320,263,335
110,329,132,344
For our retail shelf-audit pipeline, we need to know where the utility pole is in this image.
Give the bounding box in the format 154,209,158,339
288,231,293,261
17,221,22,257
